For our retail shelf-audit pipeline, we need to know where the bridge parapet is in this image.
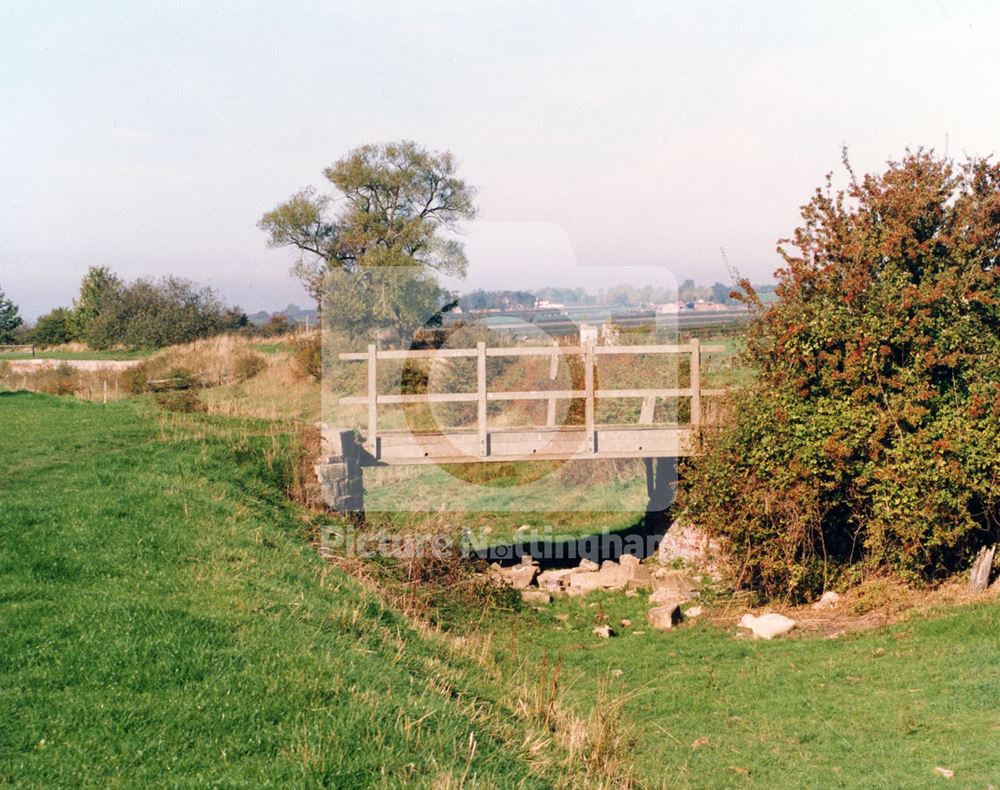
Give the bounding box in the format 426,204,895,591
334,339,725,465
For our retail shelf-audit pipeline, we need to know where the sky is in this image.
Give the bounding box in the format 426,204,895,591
2,0,1000,320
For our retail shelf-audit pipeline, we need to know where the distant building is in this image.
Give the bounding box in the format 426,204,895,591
579,323,599,346
655,301,687,314
536,299,565,309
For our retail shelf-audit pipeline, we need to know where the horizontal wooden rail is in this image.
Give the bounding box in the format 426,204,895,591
337,343,725,361
336,340,726,461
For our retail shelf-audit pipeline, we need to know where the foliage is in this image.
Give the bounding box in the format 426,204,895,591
290,333,322,380
259,140,477,342
682,150,1000,598
232,350,266,381
69,265,121,340
0,285,23,343
83,275,246,350
31,307,74,346
122,363,150,394
154,389,206,413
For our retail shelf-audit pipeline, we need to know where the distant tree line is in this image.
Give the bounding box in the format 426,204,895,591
458,290,537,311
30,267,248,350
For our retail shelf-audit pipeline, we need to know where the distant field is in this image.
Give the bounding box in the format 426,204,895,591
0,348,154,361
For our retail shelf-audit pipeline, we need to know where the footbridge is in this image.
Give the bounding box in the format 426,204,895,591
318,339,727,513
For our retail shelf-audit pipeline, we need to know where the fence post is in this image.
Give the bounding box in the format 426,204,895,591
585,340,595,452
689,337,701,427
103,380,108,404
546,347,559,427
477,341,488,456
367,344,378,457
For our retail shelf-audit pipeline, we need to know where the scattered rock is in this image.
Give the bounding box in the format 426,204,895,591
812,591,841,610
624,589,638,598
652,569,701,595
649,588,690,606
934,767,955,779
610,668,624,677
578,558,599,572
498,563,539,590
592,625,614,639
537,567,576,592
569,563,629,594
516,524,532,533
521,590,551,604
738,612,796,640
555,613,570,622
625,564,654,590
619,618,632,628
691,736,710,748
685,605,703,618
648,603,683,630
619,554,641,569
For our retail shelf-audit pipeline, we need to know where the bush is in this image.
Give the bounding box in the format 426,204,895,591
681,150,1000,600
291,334,321,380
79,273,247,351
32,308,74,346
233,351,266,381
123,363,151,394
155,390,207,413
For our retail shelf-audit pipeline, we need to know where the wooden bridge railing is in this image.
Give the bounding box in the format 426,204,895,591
338,339,724,460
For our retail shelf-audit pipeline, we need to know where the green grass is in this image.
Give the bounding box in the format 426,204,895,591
0,393,578,788
5,390,999,788
491,590,1000,788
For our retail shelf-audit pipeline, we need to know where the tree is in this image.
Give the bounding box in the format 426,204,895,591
681,150,1000,599
84,275,245,350
0,286,23,343
32,308,74,346
70,266,122,341
709,282,733,305
259,141,477,337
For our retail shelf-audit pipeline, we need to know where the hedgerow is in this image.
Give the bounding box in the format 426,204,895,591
681,150,1000,599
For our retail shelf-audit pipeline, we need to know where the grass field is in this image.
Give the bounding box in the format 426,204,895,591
0,349,154,361
3,391,999,788
0,393,597,788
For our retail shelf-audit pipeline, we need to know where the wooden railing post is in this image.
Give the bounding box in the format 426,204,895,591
689,337,701,427
477,341,488,456
584,340,596,452
367,344,378,456
546,347,559,427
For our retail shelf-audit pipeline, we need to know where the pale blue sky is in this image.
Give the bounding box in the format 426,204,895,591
2,0,999,319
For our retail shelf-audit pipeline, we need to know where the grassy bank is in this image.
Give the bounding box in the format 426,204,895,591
0,393,590,787
5,389,999,788
490,590,1000,788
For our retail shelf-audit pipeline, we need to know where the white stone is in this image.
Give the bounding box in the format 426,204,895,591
619,554,641,569
500,564,539,590
652,569,701,594
812,591,841,610
648,604,682,630
738,612,796,640
685,606,703,618
578,558,599,572
592,625,613,639
536,568,576,592
649,588,691,606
